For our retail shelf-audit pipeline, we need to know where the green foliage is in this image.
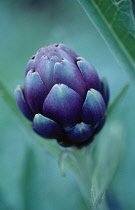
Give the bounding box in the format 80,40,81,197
78,0,135,80
107,83,129,116
0,0,135,209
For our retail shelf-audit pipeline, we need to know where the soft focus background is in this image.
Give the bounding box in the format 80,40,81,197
0,0,135,209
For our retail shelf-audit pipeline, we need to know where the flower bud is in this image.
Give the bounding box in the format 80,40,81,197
15,43,109,147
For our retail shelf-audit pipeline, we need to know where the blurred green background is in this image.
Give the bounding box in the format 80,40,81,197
0,0,135,209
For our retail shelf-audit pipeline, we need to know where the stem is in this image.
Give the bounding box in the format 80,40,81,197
61,146,109,210
73,147,93,209
59,147,93,209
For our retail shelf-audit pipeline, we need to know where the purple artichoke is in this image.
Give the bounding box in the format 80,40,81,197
15,43,109,148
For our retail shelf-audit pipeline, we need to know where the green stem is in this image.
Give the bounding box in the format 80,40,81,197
73,147,93,209
60,147,93,209
61,146,109,210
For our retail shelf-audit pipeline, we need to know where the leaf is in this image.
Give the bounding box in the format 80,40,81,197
77,0,135,80
91,121,125,207
107,83,129,116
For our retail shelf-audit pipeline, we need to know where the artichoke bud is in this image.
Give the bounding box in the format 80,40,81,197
15,43,109,147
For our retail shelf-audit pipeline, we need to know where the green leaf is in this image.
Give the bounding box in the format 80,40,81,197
107,83,129,116
91,121,125,207
77,0,135,80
